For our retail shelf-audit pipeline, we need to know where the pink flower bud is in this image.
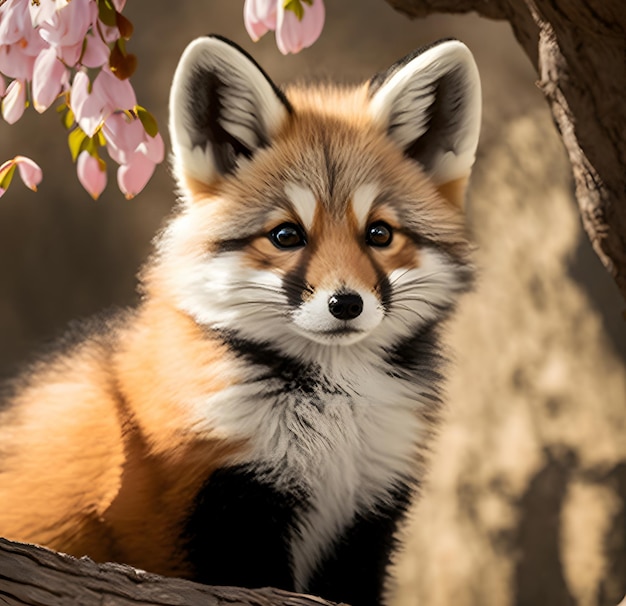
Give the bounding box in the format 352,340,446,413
14,155,43,191
276,0,325,55
0,155,42,197
117,152,156,199
244,0,278,42
76,151,106,199
70,70,105,136
2,79,27,124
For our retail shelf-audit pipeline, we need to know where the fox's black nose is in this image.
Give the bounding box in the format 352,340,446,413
328,293,363,320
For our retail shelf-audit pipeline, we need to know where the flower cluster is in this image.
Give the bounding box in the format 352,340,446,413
0,0,327,200
0,0,163,199
244,0,325,55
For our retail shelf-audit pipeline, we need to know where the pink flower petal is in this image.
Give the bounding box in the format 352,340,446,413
0,44,37,81
0,77,6,97
14,155,43,191
94,67,137,111
2,79,27,124
70,70,106,136
98,23,120,45
136,132,165,164
117,152,155,199
102,112,144,164
76,151,107,199
29,0,59,28
0,158,16,198
81,33,109,69
58,41,82,66
244,0,277,41
0,0,30,46
39,0,95,49
276,0,325,55
32,46,67,112
0,155,43,195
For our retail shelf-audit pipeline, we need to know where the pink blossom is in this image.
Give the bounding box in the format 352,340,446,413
39,0,96,66
102,112,145,164
136,131,165,164
117,151,156,199
0,43,38,81
28,0,63,28
276,0,325,55
14,155,42,190
104,113,164,198
244,0,278,42
70,70,104,136
76,151,106,199
81,32,110,69
243,0,325,54
0,0,47,81
0,0,31,46
1,0,162,199
0,155,42,198
97,67,137,110
1,79,26,124
32,45,68,112
70,68,136,137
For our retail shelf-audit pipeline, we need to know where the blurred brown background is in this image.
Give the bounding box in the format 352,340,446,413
1,2,624,605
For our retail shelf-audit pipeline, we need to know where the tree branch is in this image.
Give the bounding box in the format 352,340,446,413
0,538,344,606
386,0,626,303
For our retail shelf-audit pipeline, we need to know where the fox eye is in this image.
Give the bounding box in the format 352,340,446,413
269,222,307,249
366,221,393,247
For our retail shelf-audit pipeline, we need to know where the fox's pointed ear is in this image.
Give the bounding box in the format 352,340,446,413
368,40,481,206
169,35,292,186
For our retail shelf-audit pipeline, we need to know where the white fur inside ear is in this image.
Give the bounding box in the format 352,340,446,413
369,40,481,185
169,36,290,186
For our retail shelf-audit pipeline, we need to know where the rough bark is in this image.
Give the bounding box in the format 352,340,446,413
386,0,626,303
0,538,343,606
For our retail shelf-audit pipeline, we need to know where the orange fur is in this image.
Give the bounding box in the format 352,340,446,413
0,302,246,575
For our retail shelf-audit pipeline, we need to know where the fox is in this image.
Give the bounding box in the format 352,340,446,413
0,36,480,605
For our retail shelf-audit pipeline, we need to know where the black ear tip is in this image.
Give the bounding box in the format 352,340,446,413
169,34,294,185
189,34,294,116
204,34,247,55
368,38,468,97
367,39,480,184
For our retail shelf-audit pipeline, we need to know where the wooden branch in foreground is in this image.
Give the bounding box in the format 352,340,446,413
386,0,626,304
0,538,345,606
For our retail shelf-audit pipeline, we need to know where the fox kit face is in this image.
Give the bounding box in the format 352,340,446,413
159,36,480,359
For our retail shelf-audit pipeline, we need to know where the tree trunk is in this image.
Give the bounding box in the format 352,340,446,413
386,0,626,304
0,538,342,606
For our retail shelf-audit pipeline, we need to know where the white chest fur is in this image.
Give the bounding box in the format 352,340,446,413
195,351,428,591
